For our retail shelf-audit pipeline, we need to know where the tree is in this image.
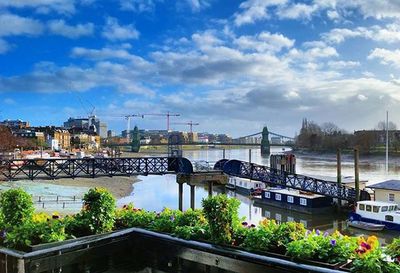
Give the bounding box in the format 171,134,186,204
376,121,397,131
0,126,16,152
321,122,340,135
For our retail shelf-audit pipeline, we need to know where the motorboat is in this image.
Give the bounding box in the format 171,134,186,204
347,220,385,231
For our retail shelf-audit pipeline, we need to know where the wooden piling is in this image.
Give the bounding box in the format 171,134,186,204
222,149,226,159
354,148,360,202
249,149,252,163
208,181,213,197
178,182,183,211
337,149,342,207
190,185,195,210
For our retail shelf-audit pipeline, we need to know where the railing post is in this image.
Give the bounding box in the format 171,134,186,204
178,182,183,211
354,148,360,202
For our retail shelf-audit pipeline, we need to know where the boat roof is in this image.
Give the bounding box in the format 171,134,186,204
367,180,400,191
267,188,325,199
357,200,398,206
301,174,368,184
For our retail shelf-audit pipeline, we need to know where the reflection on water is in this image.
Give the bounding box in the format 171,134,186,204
118,148,400,244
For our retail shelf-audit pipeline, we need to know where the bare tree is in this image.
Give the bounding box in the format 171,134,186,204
376,121,397,131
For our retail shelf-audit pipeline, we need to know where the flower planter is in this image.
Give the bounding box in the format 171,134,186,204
28,230,118,252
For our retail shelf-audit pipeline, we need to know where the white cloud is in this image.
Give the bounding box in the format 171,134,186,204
48,20,94,38
368,48,400,68
102,17,140,41
323,24,400,44
277,3,317,20
327,60,360,70
234,0,287,26
234,31,294,53
119,0,159,12
0,13,44,37
186,0,210,12
0,39,10,54
0,0,76,14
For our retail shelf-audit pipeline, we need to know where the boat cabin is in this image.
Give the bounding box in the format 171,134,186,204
356,201,400,223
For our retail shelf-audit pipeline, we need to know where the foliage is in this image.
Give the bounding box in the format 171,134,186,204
4,216,66,250
174,225,210,240
202,194,240,245
115,204,156,229
150,208,182,233
242,225,273,252
286,230,357,264
80,187,116,234
0,188,34,228
385,237,400,261
351,236,400,273
175,209,206,227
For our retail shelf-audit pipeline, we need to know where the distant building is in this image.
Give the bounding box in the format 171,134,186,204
188,132,198,143
368,180,400,205
34,126,71,150
0,119,30,130
64,116,107,138
13,129,45,146
64,117,89,129
107,130,115,138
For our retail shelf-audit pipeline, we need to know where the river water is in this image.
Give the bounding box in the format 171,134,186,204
118,147,400,244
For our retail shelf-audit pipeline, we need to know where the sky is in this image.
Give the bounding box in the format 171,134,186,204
0,0,400,137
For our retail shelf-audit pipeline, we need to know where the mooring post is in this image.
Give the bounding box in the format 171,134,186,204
190,185,195,209
249,149,252,163
208,180,213,197
178,182,183,211
337,148,342,207
222,148,226,159
354,148,360,201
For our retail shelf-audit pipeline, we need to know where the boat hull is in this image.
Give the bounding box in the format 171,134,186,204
347,220,385,231
349,212,400,231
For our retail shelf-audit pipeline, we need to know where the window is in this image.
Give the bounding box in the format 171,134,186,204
287,216,294,222
359,204,365,211
275,194,282,201
382,206,388,212
265,192,270,199
385,215,394,222
300,198,307,206
389,194,395,202
300,219,307,228
276,213,281,221
373,206,380,213
287,196,294,203
366,205,372,212
265,211,271,218
389,206,394,211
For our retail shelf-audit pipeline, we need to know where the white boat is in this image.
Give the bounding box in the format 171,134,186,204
349,200,400,231
347,220,385,231
226,177,266,195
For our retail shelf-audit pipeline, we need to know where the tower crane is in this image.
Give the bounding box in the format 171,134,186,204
140,112,180,131
171,121,199,133
124,114,144,142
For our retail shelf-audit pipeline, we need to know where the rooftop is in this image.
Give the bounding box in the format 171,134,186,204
368,180,400,191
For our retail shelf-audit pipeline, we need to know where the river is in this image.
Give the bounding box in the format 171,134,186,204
118,147,400,244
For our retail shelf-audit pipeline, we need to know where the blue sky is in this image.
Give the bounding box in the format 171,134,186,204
0,0,400,137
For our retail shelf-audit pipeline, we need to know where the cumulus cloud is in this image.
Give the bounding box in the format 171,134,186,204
0,13,44,37
0,0,77,14
102,17,140,41
234,31,294,53
48,20,94,38
368,48,400,68
234,0,287,26
119,0,159,12
0,39,10,54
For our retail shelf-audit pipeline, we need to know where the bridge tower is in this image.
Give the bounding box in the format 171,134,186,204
130,126,141,152
261,126,270,155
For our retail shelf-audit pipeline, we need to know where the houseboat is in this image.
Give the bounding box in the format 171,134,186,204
253,188,334,214
226,177,266,195
349,200,400,231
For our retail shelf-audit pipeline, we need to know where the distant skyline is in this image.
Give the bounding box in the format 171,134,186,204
0,1,399,137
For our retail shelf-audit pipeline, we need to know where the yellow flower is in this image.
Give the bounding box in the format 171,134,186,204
367,235,379,249
32,212,50,223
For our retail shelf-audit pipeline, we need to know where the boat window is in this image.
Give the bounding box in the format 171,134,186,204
275,194,282,201
366,205,372,212
373,206,380,213
389,193,395,202
359,204,365,211
287,196,294,203
265,192,270,199
382,206,388,212
385,215,394,222
300,198,307,206
395,205,398,211
389,206,393,211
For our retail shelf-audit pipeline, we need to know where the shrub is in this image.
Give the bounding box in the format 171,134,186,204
80,188,116,234
150,208,182,233
0,188,34,227
176,209,206,227
202,194,240,245
115,204,156,229
174,225,210,240
242,225,274,251
385,238,400,262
